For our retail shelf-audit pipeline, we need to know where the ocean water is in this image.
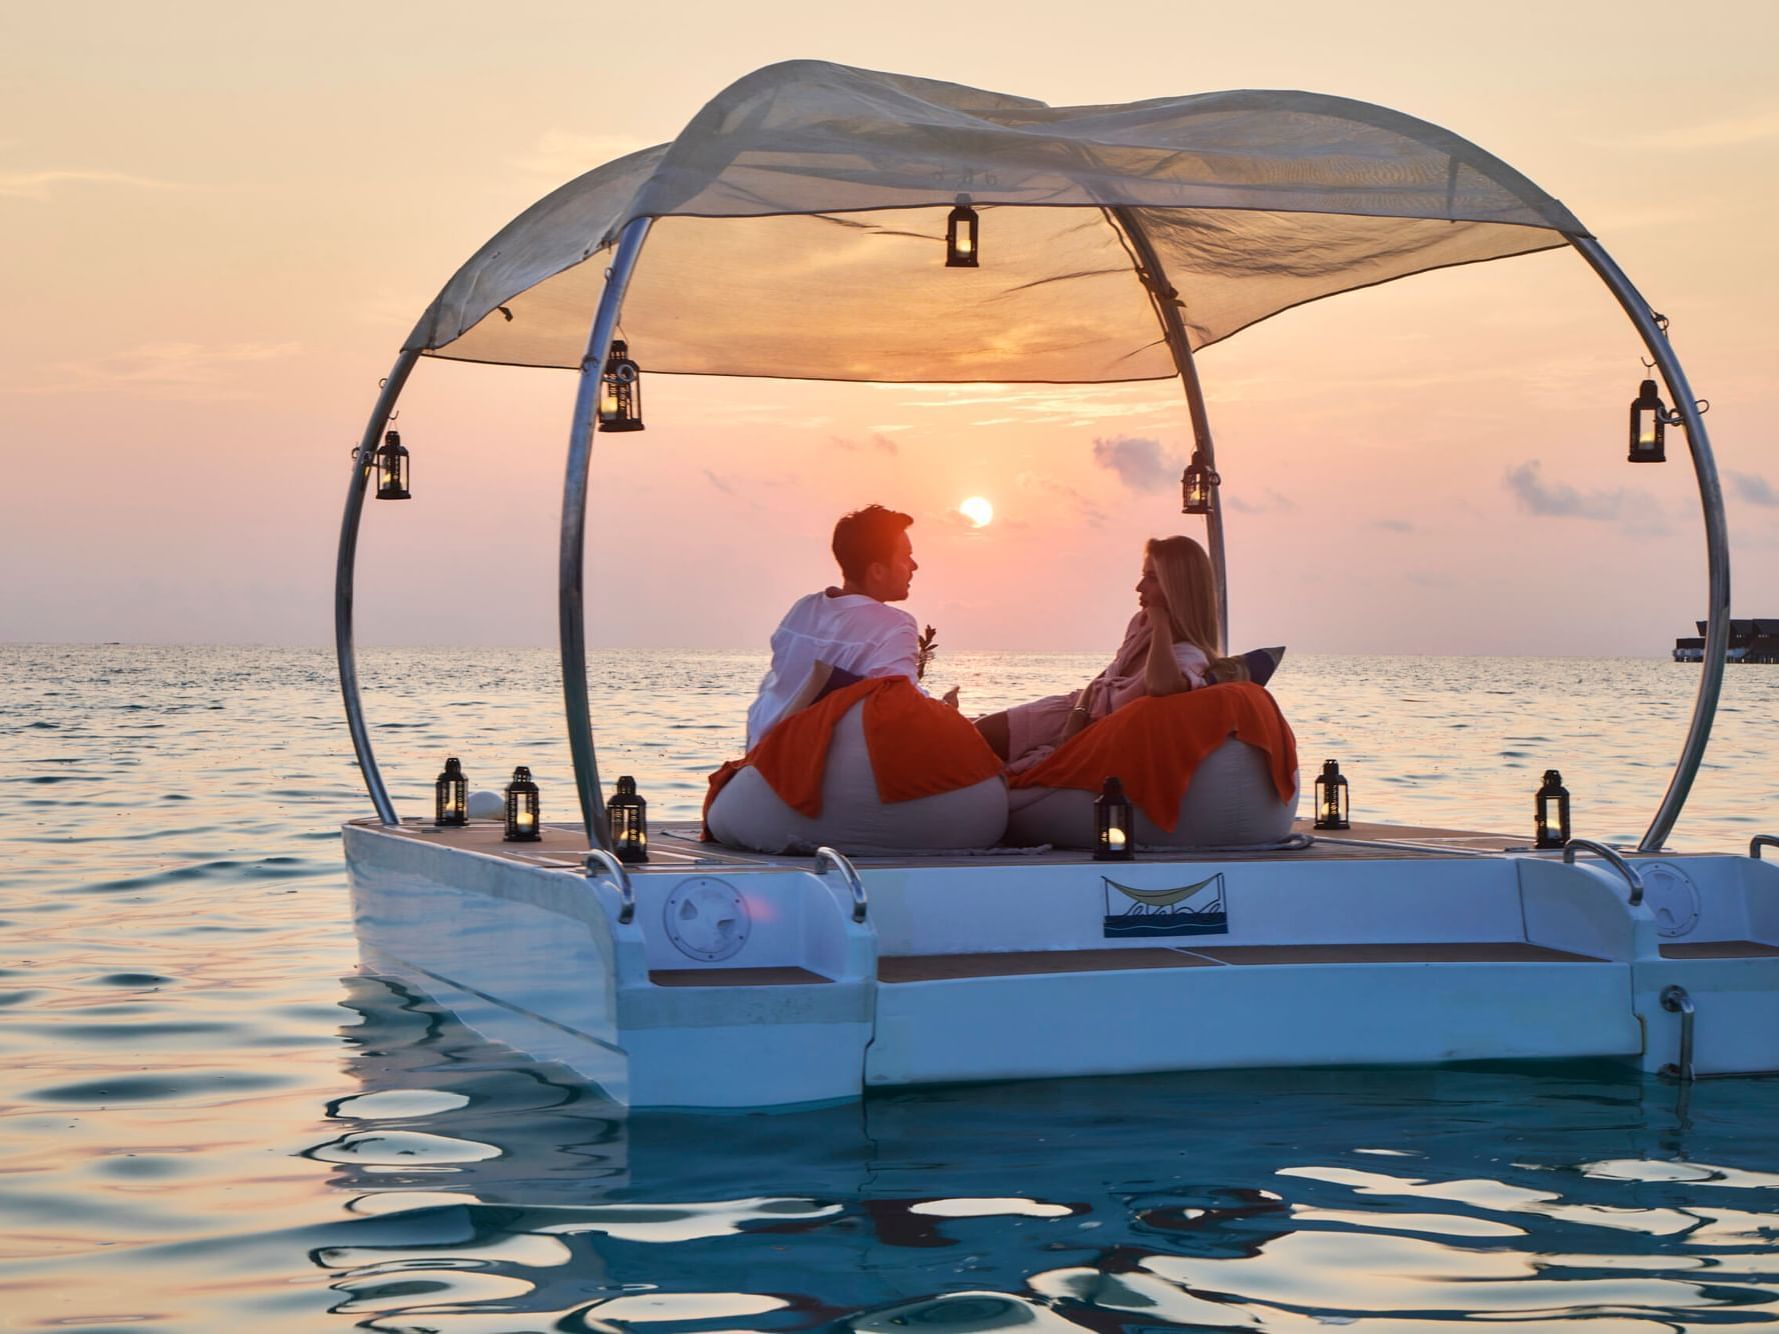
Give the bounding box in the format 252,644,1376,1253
3,643,1779,1331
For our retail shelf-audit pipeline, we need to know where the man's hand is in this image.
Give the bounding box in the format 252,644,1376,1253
942,685,960,709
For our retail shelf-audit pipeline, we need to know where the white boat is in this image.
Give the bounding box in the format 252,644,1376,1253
336,62,1779,1108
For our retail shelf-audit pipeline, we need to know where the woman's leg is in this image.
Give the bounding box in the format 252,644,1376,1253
974,711,1011,761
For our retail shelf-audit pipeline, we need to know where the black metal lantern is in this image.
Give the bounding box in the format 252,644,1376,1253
598,339,644,432
1534,768,1571,849
504,765,541,842
375,429,410,500
1313,759,1350,831
608,774,649,864
1181,448,1220,515
435,756,468,827
1628,379,1666,464
1093,776,1134,861
945,198,979,268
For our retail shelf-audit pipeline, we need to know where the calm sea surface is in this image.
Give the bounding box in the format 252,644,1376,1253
3,644,1778,1331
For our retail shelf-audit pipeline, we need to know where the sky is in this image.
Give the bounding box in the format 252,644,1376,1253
3,0,1777,656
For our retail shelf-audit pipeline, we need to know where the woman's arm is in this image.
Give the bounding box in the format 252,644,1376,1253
1142,606,1193,696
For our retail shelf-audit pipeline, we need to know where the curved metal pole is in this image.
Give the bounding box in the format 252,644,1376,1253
335,348,420,825
562,217,653,847
1570,236,1730,852
1110,207,1229,649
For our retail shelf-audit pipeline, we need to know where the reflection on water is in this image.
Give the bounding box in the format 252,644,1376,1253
2,645,1778,1329
289,973,1779,1331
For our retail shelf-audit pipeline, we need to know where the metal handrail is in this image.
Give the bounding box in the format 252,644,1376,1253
1570,238,1729,854
1562,838,1646,907
584,848,636,924
814,846,868,923
335,347,421,825
1752,835,1779,860
560,217,654,850
1660,984,1696,1083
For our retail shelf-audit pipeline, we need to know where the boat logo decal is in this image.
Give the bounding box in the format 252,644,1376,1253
1101,873,1228,938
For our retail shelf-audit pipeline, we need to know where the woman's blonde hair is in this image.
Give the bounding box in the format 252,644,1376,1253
1146,536,1249,684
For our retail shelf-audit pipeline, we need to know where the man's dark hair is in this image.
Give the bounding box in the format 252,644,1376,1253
831,505,913,584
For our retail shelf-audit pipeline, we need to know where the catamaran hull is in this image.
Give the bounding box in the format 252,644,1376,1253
344,822,1779,1108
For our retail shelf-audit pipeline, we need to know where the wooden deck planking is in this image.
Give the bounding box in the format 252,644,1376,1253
650,966,833,986
358,818,1576,873
879,948,1217,982
1194,942,1603,965
1659,940,1779,959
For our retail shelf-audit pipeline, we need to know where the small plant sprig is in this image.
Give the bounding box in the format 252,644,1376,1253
915,624,938,682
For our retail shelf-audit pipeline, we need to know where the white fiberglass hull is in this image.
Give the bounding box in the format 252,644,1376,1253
343,821,1779,1108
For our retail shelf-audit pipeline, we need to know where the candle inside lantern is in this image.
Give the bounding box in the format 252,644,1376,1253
1106,826,1127,852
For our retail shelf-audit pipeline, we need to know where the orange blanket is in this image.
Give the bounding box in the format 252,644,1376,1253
704,678,1002,834
1008,683,1298,832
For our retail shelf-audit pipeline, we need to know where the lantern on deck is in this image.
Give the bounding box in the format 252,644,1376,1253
1628,379,1667,464
1094,776,1134,861
1534,768,1571,849
945,198,979,268
504,765,541,842
598,340,645,432
435,756,468,827
1181,448,1220,515
1313,759,1350,831
374,429,410,500
608,774,649,864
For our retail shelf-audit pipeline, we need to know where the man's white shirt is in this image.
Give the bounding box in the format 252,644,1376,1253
745,590,920,750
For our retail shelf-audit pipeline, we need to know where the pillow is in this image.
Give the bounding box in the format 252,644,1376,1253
1240,645,1285,688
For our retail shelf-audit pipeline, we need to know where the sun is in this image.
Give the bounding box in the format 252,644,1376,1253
959,496,994,528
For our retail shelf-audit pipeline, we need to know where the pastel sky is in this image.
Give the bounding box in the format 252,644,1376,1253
3,0,1777,656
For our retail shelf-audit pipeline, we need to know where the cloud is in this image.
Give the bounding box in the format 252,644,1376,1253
3,341,300,400
1370,518,1416,532
702,469,738,496
512,129,654,181
1503,461,1626,520
0,168,179,201
1017,471,1107,528
1091,434,1180,493
1631,108,1779,152
1226,488,1298,515
1728,470,1779,508
830,432,898,455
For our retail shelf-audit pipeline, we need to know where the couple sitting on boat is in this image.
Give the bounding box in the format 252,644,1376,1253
706,504,1298,854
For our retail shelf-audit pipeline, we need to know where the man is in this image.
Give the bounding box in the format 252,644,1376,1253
745,505,955,750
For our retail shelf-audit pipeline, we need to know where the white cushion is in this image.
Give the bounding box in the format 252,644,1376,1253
1006,738,1297,849
708,701,1008,855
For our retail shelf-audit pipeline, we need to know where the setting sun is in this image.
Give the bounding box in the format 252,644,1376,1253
959,496,995,528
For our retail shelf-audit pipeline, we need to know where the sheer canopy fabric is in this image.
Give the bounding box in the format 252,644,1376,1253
407,61,1586,382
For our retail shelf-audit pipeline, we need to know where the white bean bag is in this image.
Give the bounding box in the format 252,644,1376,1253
1007,737,1299,850
707,700,1008,855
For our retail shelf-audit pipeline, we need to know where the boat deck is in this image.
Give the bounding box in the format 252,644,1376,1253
360,816,1532,872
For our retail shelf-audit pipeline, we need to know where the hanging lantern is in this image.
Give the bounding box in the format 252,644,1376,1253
945,198,979,268
504,765,541,842
1181,448,1220,515
608,774,649,864
1628,379,1666,464
597,339,644,433
1094,776,1134,861
435,756,468,827
1534,768,1571,849
374,429,410,500
1313,759,1350,831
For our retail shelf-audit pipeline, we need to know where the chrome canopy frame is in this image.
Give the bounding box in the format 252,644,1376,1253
334,213,1729,856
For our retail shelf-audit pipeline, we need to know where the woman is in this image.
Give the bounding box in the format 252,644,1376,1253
975,536,1248,768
